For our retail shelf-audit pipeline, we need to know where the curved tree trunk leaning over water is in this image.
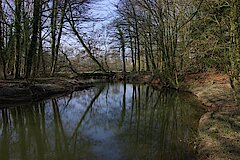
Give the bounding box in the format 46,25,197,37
66,2,106,73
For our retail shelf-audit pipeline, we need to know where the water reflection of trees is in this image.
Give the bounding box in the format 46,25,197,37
0,84,203,160
119,84,203,160
0,86,104,160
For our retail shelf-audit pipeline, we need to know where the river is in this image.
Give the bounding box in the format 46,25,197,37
0,83,204,160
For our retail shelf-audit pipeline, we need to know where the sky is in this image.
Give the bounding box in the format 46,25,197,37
62,0,120,57
88,0,119,30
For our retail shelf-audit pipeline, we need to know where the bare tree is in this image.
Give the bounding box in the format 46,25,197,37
50,0,68,76
66,0,106,72
14,0,21,79
25,0,41,79
116,21,126,73
0,0,6,79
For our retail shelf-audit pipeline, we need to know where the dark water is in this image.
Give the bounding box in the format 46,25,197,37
0,83,204,160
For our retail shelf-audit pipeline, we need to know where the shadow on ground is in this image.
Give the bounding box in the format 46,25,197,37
198,108,240,160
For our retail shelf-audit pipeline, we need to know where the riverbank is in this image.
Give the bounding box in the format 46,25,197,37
0,78,101,106
182,70,240,160
0,71,239,159
116,70,240,160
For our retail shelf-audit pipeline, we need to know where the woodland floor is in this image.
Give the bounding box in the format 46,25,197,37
183,69,240,160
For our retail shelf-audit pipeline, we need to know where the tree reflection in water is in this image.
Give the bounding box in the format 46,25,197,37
0,83,204,160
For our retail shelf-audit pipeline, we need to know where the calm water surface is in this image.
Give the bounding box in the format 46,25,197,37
0,83,204,160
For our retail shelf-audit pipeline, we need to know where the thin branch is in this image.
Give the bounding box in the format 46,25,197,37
176,0,204,31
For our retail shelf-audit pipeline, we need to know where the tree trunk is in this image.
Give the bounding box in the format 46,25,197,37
148,22,156,70
23,0,30,77
25,0,41,79
51,0,68,76
228,0,240,103
144,43,150,71
0,0,6,79
129,0,140,72
37,3,45,76
116,24,126,73
35,0,42,76
14,0,21,79
50,0,58,76
237,0,240,49
66,5,106,73
127,18,135,72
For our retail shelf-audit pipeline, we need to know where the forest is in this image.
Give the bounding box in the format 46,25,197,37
0,0,239,90
0,0,240,160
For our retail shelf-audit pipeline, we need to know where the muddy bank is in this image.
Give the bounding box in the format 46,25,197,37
0,78,104,105
0,72,115,106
